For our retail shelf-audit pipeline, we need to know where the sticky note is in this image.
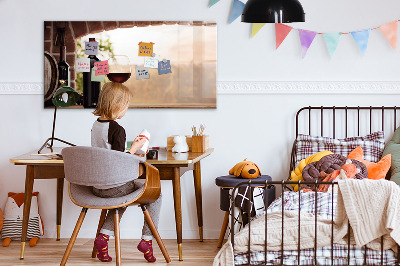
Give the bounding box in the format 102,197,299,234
138,42,154,57
94,60,109,76
144,57,159,69
91,67,105,82
85,41,99,55
136,66,150,79
158,60,172,75
76,58,90,72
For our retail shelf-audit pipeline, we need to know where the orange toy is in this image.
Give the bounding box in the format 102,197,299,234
348,146,391,180
229,159,261,179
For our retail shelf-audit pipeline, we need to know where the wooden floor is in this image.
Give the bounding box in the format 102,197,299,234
0,239,221,265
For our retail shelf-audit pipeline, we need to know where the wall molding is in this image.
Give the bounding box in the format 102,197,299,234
1,81,400,95
217,81,400,94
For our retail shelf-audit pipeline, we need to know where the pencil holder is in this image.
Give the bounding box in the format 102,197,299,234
191,135,209,153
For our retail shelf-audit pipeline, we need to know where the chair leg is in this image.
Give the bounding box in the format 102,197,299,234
60,208,88,266
217,211,230,248
141,205,171,263
92,209,108,258
114,209,121,266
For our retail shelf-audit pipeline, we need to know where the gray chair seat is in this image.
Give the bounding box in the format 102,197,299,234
69,180,145,208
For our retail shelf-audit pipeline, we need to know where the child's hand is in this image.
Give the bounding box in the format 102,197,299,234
129,137,147,155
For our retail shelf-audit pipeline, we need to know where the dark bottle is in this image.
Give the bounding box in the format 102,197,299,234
83,38,101,108
58,45,70,86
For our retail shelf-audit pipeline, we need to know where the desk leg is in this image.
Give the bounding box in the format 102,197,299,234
193,161,203,242
56,178,64,241
172,167,183,261
20,165,35,259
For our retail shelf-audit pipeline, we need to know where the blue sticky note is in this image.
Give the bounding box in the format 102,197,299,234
158,60,172,75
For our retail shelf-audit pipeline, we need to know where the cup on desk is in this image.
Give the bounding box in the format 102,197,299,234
146,149,158,160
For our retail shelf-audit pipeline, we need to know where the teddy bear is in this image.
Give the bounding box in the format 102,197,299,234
1,192,44,247
172,135,189,153
229,159,261,179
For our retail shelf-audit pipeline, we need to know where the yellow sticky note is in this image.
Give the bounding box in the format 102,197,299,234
138,42,154,57
91,67,105,82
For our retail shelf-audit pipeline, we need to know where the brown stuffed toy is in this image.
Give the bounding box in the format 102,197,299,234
229,159,261,179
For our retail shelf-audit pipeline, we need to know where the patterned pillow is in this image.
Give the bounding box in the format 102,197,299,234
294,131,385,166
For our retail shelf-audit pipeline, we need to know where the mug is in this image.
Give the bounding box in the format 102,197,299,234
146,150,158,160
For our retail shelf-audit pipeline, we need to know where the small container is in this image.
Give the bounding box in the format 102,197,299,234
136,129,150,154
146,150,158,160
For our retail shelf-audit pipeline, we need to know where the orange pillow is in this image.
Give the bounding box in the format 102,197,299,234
347,146,391,180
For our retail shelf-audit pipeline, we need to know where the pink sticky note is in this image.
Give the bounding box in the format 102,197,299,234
94,60,109,76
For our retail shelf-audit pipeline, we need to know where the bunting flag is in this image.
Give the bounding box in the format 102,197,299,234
378,21,398,50
275,23,293,49
323,33,341,58
298,29,317,58
229,0,245,24
251,23,266,38
209,0,220,7
351,29,370,55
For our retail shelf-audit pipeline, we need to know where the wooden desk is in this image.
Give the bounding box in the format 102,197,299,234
10,147,213,261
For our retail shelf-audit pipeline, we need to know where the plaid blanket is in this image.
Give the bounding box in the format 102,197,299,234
234,191,397,265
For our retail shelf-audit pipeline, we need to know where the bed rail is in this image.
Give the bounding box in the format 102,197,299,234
230,180,400,266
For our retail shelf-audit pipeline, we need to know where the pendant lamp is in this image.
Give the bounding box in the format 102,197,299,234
241,0,305,23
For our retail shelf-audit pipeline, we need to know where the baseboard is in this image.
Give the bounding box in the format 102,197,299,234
1,81,400,95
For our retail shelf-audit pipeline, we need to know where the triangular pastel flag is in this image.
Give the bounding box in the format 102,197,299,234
323,33,341,58
351,29,370,55
209,0,220,7
229,0,245,24
275,23,293,49
298,29,317,58
378,21,398,50
251,23,266,38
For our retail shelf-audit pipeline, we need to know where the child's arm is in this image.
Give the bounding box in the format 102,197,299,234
128,137,147,155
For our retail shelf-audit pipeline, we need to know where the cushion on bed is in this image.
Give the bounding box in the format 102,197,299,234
348,146,391,180
295,131,385,167
382,126,400,184
302,154,368,189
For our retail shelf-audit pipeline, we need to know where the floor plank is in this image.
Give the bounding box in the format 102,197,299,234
0,239,221,265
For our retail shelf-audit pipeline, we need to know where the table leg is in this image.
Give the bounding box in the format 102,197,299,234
193,161,203,242
20,165,35,259
56,178,64,241
172,167,183,261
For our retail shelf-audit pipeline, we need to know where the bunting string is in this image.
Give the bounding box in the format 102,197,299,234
209,0,400,58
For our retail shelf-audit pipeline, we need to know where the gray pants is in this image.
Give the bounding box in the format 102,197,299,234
92,180,162,240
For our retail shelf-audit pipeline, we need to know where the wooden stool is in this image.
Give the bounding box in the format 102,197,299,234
215,175,275,248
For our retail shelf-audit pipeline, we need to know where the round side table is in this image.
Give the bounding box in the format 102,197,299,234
215,175,275,248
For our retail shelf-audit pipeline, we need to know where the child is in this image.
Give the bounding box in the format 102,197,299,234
91,82,162,263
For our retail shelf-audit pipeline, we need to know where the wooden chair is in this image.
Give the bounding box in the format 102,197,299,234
60,146,171,265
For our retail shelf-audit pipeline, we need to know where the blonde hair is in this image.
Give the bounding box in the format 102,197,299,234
93,82,133,120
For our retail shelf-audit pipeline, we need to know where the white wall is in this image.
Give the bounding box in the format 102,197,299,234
1,0,400,240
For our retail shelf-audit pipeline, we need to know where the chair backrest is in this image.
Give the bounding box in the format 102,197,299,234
62,146,145,187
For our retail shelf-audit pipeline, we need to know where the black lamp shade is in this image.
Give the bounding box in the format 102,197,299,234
241,0,305,23
52,86,80,107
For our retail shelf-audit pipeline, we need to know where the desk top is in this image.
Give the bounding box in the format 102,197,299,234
10,147,214,166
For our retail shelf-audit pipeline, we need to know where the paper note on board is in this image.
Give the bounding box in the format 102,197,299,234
76,58,90,72
158,60,172,75
144,57,159,68
138,42,154,57
91,67,105,82
85,41,99,55
136,66,150,79
94,60,109,76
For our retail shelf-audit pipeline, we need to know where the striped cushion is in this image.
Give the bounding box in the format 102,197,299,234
295,131,385,167
1,217,41,240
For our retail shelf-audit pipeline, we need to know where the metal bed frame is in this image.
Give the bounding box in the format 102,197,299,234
230,106,400,266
